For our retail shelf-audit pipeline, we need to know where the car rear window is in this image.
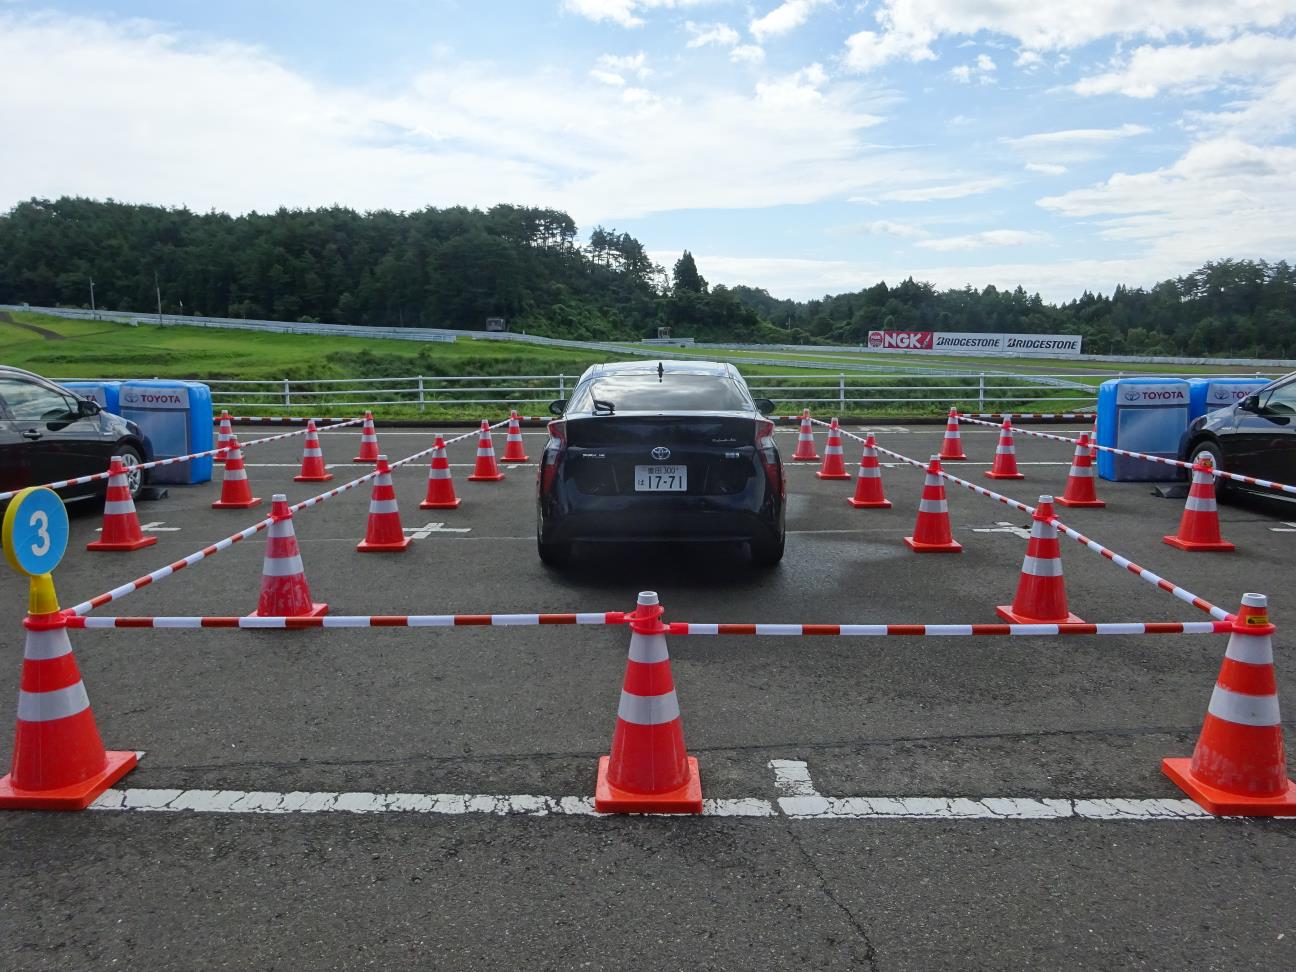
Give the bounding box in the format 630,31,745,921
574,374,751,412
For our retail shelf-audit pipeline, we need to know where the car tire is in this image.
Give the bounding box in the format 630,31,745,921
750,533,785,567
1189,441,1228,495
116,444,146,501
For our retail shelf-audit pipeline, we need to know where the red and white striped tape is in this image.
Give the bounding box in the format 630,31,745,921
70,612,626,629
667,621,1229,636
68,419,510,617
213,414,357,425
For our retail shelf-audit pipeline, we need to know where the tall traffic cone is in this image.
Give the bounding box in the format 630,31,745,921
0,575,138,810
357,456,411,552
984,419,1025,480
420,436,461,509
938,407,968,461
468,420,506,482
848,433,891,509
211,436,262,509
86,456,158,552
501,411,529,463
215,409,234,464
996,496,1083,624
1057,433,1105,508
1088,423,1099,462
791,409,818,461
1162,593,1296,815
251,494,327,618
293,419,333,483
904,455,962,552
352,411,381,463
1163,460,1234,552
816,418,851,480
595,591,702,814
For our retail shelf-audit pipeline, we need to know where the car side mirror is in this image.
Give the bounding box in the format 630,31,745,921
1239,395,1260,413
548,399,567,416
753,398,776,415
77,398,101,416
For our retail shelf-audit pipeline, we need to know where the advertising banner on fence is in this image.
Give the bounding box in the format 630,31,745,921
866,331,1083,355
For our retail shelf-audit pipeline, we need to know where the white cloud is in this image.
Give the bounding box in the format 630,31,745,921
750,0,829,42
1003,123,1149,148
1015,49,1043,69
917,229,1048,251
685,21,740,47
1074,35,1296,98
563,0,717,28
948,65,971,83
597,51,652,79
976,53,996,72
730,44,766,63
840,0,1296,73
590,68,627,85
827,219,930,239
1025,162,1067,174
874,177,1008,202
949,51,996,84
0,12,896,226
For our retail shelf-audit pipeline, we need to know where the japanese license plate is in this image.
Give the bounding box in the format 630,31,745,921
634,464,687,491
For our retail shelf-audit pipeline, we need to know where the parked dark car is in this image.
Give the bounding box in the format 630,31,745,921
1180,370,1296,499
0,366,150,505
537,360,785,566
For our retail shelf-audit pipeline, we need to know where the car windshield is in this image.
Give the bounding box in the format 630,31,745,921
574,374,751,412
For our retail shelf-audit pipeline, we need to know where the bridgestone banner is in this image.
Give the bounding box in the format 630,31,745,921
867,331,1083,355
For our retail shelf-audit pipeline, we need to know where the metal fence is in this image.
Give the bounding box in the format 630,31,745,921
192,372,1101,413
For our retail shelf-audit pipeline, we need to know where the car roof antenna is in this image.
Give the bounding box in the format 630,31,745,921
657,361,664,382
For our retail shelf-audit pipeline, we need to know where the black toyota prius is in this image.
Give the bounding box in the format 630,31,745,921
537,360,785,566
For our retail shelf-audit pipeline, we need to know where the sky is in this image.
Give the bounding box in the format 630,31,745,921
1,1,1294,303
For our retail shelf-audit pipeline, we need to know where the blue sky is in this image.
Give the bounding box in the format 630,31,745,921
1,1,1294,302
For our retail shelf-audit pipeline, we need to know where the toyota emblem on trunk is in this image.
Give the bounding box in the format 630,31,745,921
651,446,671,461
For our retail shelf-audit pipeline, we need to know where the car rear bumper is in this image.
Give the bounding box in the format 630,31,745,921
540,493,782,544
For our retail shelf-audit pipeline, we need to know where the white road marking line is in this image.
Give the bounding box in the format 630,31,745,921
1270,522,1296,533
972,521,1033,540
95,521,179,533
405,522,472,538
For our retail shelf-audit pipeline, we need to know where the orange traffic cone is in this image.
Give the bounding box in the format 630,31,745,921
1162,593,1296,815
215,409,234,464
357,455,411,552
293,419,333,483
352,411,380,464
984,419,1025,480
595,591,702,814
86,456,158,551
848,433,891,508
1163,460,1234,552
1088,423,1098,462
211,436,262,509
816,418,851,480
904,455,962,552
501,411,529,463
420,436,461,509
996,496,1083,623
1057,433,1105,508
0,576,138,810
938,407,967,461
468,420,506,482
251,494,327,618
791,409,818,461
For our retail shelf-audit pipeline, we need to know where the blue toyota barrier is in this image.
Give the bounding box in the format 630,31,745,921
1096,378,1190,482
60,380,122,415
119,381,214,485
1187,377,1270,422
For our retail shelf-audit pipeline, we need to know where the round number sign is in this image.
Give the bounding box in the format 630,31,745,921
2,487,70,577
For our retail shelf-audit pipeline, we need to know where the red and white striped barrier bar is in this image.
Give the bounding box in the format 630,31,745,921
67,420,510,617
213,414,356,425
0,419,362,503
812,418,1233,621
667,621,1230,637
956,414,1296,499
69,612,627,629
960,412,1095,421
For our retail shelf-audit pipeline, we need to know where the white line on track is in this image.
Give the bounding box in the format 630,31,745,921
83,761,1272,823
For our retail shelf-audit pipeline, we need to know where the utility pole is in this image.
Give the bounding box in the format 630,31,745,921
88,277,96,319
154,269,162,323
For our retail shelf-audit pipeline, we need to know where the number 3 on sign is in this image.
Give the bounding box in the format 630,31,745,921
2,487,70,577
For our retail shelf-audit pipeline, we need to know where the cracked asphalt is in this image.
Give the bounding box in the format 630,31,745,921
3,422,1295,971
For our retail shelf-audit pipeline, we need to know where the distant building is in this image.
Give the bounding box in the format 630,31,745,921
485,317,507,332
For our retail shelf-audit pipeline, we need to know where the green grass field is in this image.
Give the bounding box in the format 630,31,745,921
4,310,1254,419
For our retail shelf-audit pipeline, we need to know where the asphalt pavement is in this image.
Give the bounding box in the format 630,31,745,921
2,422,1294,970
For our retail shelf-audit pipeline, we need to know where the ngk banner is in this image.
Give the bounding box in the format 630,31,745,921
866,331,1083,355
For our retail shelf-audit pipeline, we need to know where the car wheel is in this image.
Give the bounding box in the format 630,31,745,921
1189,441,1228,495
537,537,573,567
750,533,785,567
116,445,146,500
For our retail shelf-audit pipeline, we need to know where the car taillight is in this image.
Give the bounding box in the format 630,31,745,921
755,419,783,497
541,420,566,494
547,419,566,444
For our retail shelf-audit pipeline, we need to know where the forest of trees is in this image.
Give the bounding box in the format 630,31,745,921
2,197,1293,357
